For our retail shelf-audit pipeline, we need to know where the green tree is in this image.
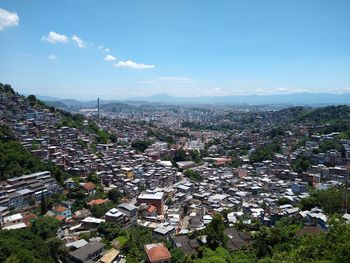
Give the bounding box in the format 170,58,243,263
299,187,346,215
46,237,68,261
41,193,48,215
31,217,60,240
97,222,123,241
107,188,123,204
170,248,186,263
131,140,152,152
0,229,55,262
292,156,312,173
205,214,227,249
184,169,201,182
91,203,113,218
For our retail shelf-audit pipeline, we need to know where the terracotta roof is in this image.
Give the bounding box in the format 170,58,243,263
88,199,109,206
83,182,96,191
23,213,37,227
144,243,171,262
54,205,68,213
147,204,157,213
55,215,65,221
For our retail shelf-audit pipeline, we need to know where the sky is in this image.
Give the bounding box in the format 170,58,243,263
0,0,349,100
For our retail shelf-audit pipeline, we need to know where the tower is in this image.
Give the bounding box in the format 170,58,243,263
97,98,100,120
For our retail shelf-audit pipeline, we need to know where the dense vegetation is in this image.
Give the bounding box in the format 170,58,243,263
131,139,152,152
250,141,281,163
184,169,201,181
299,186,349,215
0,217,65,263
0,83,16,95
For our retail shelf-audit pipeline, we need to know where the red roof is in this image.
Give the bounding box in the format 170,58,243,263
147,204,157,213
87,199,109,206
144,243,171,262
23,213,37,226
55,215,65,221
83,182,96,191
54,205,68,213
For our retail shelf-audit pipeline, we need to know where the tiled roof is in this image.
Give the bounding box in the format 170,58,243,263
83,182,96,191
88,199,109,206
144,243,171,262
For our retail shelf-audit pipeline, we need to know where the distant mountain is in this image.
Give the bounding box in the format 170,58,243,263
131,92,350,105
34,92,350,108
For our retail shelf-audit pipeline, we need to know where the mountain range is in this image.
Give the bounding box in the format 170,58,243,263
36,92,350,109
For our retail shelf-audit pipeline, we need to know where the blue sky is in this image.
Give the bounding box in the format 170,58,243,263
0,0,349,99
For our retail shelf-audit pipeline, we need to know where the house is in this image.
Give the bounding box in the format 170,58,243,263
87,199,109,206
118,203,138,225
342,213,350,224
81,217,105,229
171,235,199,255
153,224,175,240
105,208,125,225
224,228,251,252
69,241,105,263
137,192,164,215
98,248,120,263
2,213,26,230
66,239,89,251
144,243,171,263
82,182,96,196
52,205,72,220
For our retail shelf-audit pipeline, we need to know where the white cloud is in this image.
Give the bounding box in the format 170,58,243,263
113,60,155,70
47,54,57,60
42,31,69,44
276,87,288,92
71,34,87,48
104,54,116,61
0,8,19,31
97,45,109,52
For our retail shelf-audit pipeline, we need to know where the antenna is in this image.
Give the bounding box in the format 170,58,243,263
97,98,100,120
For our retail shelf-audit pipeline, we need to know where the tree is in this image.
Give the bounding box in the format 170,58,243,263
91,203,113,218
46,237,68,261
41,193,48,215
191,246,233,263
107,188,123,204
292,156,312,173
97,222,123,241
122,226,153,262
131,140,152,152
250,142,281,163
0,229,55,262
184,169,201,182
173,149,189,162
170,248,186,263
277,197,292,206
299,187,346,215
31,217,60,240
205,214,227,249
